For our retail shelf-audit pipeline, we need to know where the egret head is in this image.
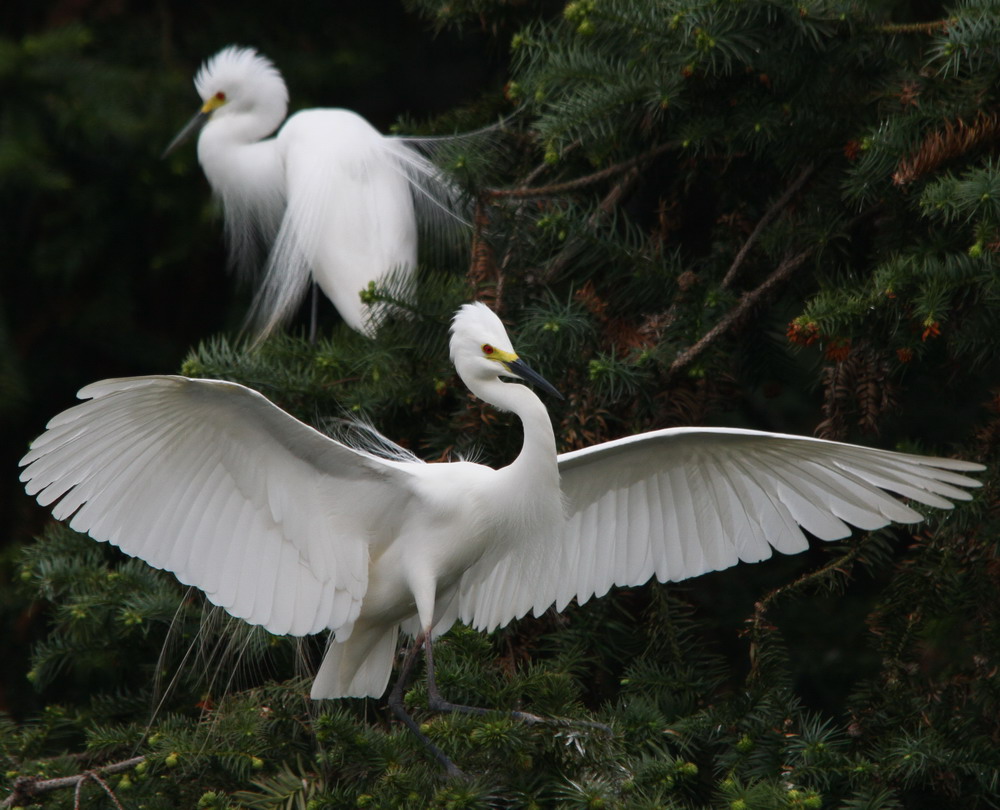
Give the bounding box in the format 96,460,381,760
450,303,562,401
164,46,289,157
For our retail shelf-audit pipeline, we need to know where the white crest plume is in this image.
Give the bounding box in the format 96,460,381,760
194,46,289,121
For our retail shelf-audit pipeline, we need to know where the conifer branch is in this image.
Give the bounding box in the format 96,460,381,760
669,246,814,376
893,112,1000,186
2,756,145,808
721,163,815,289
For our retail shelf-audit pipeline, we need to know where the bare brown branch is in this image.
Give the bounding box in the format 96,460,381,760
3,756,145,809
721,163,815,289
669,247,814,377
483,140,677,200
543,166,642,283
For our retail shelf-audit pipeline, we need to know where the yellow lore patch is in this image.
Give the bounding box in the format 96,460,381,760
201,92,228,114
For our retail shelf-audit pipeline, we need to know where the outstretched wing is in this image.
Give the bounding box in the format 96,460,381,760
20,376,418,637
540,427,983,613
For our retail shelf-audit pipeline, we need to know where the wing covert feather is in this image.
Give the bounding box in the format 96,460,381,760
20,375,417,637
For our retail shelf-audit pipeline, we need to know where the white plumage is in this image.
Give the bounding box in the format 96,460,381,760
20,303,984,701
166,45,458,337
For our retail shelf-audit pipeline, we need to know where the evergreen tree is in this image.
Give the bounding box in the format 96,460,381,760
4,1,1000,807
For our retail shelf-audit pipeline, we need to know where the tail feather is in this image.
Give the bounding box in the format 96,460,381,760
311,624,399,699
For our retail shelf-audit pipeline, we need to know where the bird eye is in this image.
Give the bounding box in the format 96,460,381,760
482,344,494,355
215,91,226,101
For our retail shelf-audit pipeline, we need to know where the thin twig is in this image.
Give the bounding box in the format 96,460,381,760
873,18,955,34
469,142,584,309
669,246,814,377
520,139,580,188
3,755,145,808
745,542,866,682
721,163,815,289
483,140,677,200
755,544,865,624
543,166,642,283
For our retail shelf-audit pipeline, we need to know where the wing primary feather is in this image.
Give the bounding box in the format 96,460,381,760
721,453,806,557
685,457,735,572
56,413,186,516
563,501,594,610
665,462,704,579
592,490,617,602
21,397,168,478
748,450,853,540
230,516,267,621
213,497,256,611
29,410,177,506
268,541,300,636
179,463,236,591
75,422,190,541
643,472,672,581
612,485,630,587
829,455,971,507
200,485,249,594
697,448,751,565
758,445,922,530
161,436,232,573
251,514,284,628
703,453,771,564
762,451,892,531
623,477,652,586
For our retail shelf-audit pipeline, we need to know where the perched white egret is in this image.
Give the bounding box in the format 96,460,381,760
20,304,984,722
164,45,459,337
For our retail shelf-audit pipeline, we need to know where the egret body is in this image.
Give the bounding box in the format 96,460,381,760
20,303,985,706
166,46,454,336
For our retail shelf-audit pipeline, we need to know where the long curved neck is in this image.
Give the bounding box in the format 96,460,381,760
484,382,557,477
487,381,564,542
197,131,283,207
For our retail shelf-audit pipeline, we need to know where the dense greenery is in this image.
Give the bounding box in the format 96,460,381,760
4,0,1000,807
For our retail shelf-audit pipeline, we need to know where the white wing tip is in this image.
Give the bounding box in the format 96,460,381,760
76,375,185,401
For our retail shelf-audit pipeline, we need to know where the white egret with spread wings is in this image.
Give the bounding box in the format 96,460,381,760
20,303,983,769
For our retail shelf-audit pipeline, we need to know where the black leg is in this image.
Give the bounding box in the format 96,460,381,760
389,632,613,776
424,635,613,734
308,282,319,344
386,632,465,778
423,634,547,725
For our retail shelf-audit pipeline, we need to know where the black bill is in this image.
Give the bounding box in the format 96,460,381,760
508,358,563,400
162,110,210,158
